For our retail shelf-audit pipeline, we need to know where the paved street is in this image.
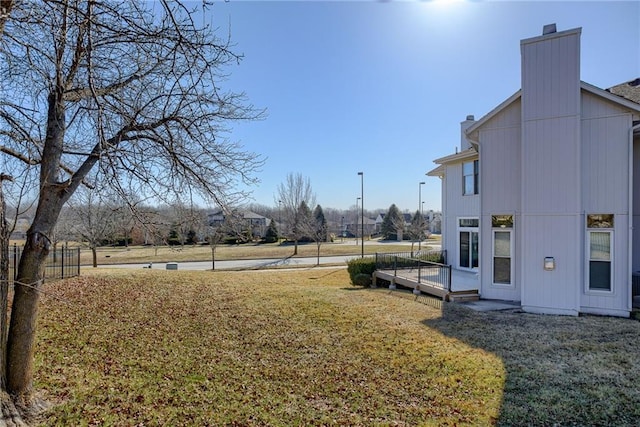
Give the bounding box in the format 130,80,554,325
100,255,361,271
99,240,441,271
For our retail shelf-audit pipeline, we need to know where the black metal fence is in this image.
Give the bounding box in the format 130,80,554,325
9,245,80,285
375,249,447,269
375,250,451,292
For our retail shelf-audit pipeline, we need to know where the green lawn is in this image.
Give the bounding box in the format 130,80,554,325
33,268,640,426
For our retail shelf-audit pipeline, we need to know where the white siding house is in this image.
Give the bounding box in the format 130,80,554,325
428,24,640,317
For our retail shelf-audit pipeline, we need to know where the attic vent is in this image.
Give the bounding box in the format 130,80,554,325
466,115,475,121
542,23,557,35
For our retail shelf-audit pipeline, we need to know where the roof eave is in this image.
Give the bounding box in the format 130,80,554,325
432,148,478,165
582,81,640,119
465,89,522,145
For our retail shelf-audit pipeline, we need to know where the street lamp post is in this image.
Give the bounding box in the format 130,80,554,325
358,172,364,258
355,197,360,246
278,199,282,242
419,181,425,250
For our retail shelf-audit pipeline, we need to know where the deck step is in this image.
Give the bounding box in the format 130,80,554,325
447,292,480,302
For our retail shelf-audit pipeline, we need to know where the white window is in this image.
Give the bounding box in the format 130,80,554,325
462,160,479,195
458,218,479,269
587,214,613,292
492,215,513,285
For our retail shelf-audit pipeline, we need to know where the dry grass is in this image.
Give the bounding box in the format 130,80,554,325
34,268,501,426
33,267,640,426
424,302,640,426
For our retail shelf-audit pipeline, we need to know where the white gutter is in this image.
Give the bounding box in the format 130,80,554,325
629,123,640,312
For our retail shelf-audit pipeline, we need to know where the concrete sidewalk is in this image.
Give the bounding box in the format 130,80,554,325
458,299,521,312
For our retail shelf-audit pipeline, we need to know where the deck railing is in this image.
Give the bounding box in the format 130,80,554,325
9,244,80,285
375,251,451,292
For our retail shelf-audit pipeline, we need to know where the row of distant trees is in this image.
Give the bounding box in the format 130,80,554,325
7,176,437,262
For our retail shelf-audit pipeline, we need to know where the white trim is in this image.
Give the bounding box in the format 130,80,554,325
465,90,522,145
462,159,479,196
457,217,479,271
581,81,640,115
432,148,478,165
585,225,614,294
492,228,514,287
466,82,640,147
580,306,630,318
522,305,579,316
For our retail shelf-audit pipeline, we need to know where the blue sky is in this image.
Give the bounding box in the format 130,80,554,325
209,1,639,213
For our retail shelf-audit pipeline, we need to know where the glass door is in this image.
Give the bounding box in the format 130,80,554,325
459,218,479,269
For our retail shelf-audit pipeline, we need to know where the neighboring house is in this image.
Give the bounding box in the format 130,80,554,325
375,212,438,238
345,216,376,238
207,210,271,239
428,24,640,317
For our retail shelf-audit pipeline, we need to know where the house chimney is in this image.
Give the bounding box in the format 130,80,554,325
542,23,557,35
460,115,475,151
521,25,581,122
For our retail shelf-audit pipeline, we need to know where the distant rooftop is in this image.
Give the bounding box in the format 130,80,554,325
606,78,640,105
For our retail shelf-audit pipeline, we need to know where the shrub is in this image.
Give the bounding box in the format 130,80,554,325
353,273,372,287
347,257,376,286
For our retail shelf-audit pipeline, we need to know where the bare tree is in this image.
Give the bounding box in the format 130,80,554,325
0,0,263,415
65,186,119,267
407,210,427,256
167,203,206,247
207,208,247,270
276,173,316,255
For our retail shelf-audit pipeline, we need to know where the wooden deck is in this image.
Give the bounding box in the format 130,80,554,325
373,267,480,302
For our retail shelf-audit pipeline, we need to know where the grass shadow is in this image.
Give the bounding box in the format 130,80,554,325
422,301,640,426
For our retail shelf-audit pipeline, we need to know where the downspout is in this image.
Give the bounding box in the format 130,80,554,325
628,123,640,313
467,136,481,291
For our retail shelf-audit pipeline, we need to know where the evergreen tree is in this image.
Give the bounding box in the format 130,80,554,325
264,218,279,243
381,204,404,240
312,204,328,265
313,205,328,242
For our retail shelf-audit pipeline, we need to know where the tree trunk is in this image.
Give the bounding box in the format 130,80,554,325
91,246,97,268
0,180,34,425
0,175,11,390
6,231,49,399
7,85,67,403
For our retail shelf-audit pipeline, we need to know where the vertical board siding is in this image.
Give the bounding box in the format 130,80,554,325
581,115,630,212
477,99,522,301
582,90,630,119
579,92,632,314
522,117,581,214
519,29,582,314
633,139,640,273
521,214,581,314
521,30,581,122
443,162,479,269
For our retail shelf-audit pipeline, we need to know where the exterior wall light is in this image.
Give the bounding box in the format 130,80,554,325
544,257,555,271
